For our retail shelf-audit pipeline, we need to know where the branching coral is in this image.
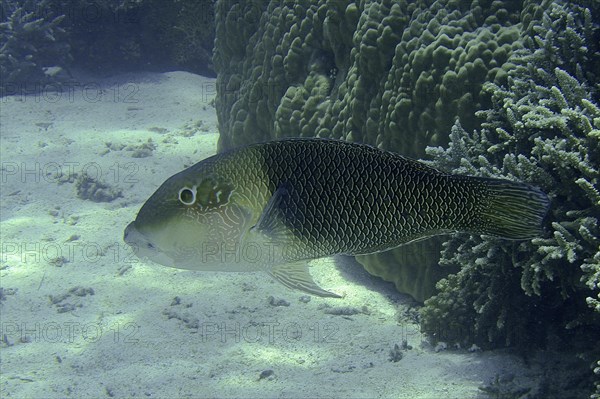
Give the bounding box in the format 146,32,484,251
0,0,70,91
422,0,600,395
0,0,215,89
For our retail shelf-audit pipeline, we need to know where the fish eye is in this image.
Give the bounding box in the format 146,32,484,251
178,185,197,205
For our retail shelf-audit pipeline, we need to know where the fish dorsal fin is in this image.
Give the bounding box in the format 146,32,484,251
269,261,342,298
251,184,294,244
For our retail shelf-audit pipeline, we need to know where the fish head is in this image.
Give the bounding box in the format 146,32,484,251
124,165,257,271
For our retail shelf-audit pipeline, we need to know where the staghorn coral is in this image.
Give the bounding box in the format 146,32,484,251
0,0,70,92
421,1,600,395
0,0,215,87
595,359,600,399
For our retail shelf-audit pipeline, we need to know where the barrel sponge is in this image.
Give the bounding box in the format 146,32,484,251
422,1,600,394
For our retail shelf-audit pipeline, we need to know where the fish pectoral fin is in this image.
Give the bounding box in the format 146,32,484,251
269,262,342,298
251,185,295,244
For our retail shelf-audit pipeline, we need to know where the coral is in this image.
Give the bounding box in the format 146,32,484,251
214,0,526,158
595,360,600,399
355,238,457,302
0,0,215,82
76,174,123,202
420,0,600,395
213,0,535,303
213,0,599,394
0,0,70,92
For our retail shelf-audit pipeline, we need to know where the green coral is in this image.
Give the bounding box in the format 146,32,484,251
214,0,526,157
421,1,600,395
595,360,600,399
214,0,534,302
356,239,458,302
215,0,600,394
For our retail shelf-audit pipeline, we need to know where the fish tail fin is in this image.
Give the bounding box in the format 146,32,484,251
471,178,550,239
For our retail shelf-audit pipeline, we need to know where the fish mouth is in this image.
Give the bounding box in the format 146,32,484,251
123,221,220,270
123,222,146,250
123,222,176,267
123,222,135,245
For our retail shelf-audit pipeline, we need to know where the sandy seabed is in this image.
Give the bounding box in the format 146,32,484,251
0,71,542,398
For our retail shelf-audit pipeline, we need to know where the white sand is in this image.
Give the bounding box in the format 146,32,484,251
0,71,541,398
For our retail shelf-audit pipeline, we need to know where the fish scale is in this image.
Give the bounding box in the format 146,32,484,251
125,138,550,297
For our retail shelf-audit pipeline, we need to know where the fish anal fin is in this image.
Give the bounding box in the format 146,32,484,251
269,261,341,298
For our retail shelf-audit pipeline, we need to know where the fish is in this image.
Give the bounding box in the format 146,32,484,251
123,138,550,298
